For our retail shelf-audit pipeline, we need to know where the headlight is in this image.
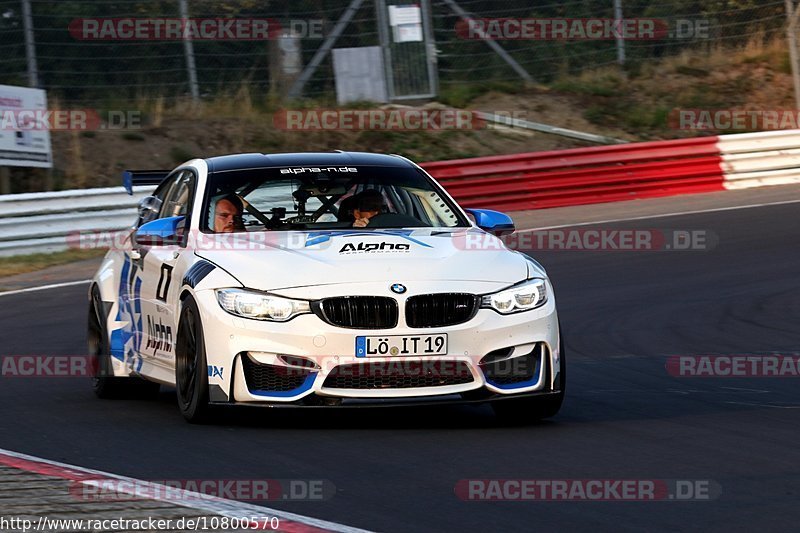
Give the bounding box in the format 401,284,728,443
481,278,548,314
216,289,310,322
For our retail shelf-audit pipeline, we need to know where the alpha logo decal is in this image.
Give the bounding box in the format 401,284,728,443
306,230,433,248
339,242,411,254
145,315,173,356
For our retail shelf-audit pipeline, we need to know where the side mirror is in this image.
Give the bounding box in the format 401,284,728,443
134,216,185,246
137,195,162,220
465,209,515,236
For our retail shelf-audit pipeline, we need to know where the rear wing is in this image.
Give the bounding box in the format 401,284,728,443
123,170,171,195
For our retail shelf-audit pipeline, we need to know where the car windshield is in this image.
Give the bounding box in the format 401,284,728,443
202,165,469,232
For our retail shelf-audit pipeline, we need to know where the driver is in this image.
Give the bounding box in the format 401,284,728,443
352,189,384,228
213,194,245,233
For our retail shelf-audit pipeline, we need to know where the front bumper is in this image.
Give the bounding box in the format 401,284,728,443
208,390,562,409
194,283,560,404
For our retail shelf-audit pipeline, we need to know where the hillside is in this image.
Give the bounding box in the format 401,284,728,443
19,38,793,192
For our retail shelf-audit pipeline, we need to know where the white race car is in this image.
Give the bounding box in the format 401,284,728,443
88,152,565,422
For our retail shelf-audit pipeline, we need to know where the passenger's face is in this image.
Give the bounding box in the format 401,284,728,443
353,208,380,221
214,199,240,233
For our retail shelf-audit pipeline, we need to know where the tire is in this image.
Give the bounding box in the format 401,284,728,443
491,327,566,423
88,285,159,399
175,295,211,423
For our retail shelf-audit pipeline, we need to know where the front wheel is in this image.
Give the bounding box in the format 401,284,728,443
175,296,211,423
491,329,566,422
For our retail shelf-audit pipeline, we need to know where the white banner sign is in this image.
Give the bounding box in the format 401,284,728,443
388,5,422,26
0,84,53,168
389,5,423,43
394,23,423,42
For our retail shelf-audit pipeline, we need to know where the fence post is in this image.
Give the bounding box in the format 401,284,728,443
614,0,626,65
287,0,367,99
178,0,200,101
0,168,10,195
422,0,440,99
786,0,800,110
21,0,39,87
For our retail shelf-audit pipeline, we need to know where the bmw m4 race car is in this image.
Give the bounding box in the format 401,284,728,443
87,151,565,422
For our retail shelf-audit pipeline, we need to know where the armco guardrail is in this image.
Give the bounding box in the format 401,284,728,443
717,130,800,189
0,186,154,257
423,137,726,211
1,129,799,257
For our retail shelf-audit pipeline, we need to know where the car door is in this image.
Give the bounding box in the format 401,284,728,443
135,169,196,371
113,175,175,370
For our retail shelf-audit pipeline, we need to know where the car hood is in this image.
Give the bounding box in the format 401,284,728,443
194,228,531,291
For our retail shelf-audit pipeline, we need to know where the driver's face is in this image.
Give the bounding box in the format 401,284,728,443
214,199,241,233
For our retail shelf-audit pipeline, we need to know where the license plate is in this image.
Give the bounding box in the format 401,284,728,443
356,334,447,358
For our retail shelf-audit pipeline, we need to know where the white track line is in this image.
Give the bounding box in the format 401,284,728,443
519,198,800,232
0,447,372,533
0,279,91,297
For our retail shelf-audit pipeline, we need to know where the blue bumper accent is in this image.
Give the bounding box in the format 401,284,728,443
484,354,542,390
248,372,318,399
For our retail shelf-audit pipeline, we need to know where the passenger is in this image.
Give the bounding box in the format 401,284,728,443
352,189,385,228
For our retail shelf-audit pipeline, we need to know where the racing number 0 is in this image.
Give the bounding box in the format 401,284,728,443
156,264,173,302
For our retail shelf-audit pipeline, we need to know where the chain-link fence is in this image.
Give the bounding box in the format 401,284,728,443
0,0,790,105
434,0,787,84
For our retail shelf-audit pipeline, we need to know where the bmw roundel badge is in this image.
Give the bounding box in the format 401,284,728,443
391,283,407,294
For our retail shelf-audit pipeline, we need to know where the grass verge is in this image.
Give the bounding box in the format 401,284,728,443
0,249,107,279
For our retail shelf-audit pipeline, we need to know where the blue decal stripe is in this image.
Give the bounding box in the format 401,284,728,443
134,278,143,341
109,329,124,361
134,278,142,314
249,373,317,398
110,256,134,364
183,260,216,289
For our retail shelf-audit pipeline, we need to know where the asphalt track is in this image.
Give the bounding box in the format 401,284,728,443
1,200,799,532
